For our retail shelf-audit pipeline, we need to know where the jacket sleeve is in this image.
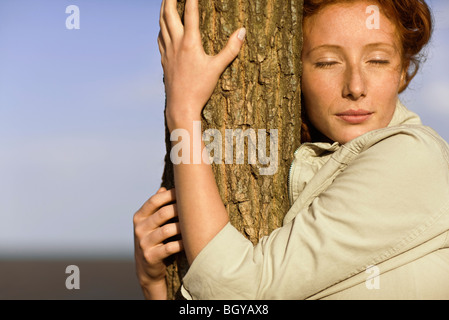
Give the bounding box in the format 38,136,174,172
181,129,449,299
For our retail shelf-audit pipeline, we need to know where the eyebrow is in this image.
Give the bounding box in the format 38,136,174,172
306,43,398,56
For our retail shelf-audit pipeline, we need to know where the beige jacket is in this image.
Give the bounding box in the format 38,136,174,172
182,100,449,300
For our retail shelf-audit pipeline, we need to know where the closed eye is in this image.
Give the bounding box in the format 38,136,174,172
314,61,339,69
368,60,390,65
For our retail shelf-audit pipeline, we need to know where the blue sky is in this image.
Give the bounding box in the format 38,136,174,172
0,0,166,257
0,0,448,258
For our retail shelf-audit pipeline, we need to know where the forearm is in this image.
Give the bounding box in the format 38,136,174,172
170,115,229,265
158,0,244,267
141,279,167,300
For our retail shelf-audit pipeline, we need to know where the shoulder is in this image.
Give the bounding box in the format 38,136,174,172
347,125,449,171
332,125,449,204
323,124,449,222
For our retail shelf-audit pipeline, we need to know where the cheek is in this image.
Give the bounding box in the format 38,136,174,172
369,71,402,115
303,77,343,134
302,69,338,113
369,65,403,95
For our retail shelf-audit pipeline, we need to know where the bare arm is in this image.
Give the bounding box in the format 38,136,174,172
158,0,245,264
171,126,229,264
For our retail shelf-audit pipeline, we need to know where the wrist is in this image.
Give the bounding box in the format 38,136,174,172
165,103,202,133
140,278,168,300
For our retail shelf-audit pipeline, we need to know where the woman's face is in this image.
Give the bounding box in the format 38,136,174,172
301,1,405,144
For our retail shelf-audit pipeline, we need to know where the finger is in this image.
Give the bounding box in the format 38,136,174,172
184,0,200,38
157,32,166,69
157,31,165,56
164,240,184,256
146,188,176,214
152,203,178,228
148,240,184,262
134,204,178,239
159,0,171,45
159,0,165,23
143,222,181,249
213,28,246,72
156,186,167,194
163,0,184,40
135,189,176,221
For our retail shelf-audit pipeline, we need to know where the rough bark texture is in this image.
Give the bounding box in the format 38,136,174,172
161,0,303,300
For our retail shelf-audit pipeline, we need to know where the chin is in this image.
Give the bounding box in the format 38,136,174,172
335,128,372,144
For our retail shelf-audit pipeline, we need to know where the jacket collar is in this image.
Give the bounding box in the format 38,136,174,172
288,100,423,207
388,99,422,128
305,99,422,151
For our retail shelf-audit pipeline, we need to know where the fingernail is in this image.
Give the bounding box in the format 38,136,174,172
237,28,246,41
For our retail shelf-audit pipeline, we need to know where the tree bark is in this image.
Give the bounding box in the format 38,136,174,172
161,0,303,300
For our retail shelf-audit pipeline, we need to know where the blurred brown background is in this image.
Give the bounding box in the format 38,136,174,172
0,258,144,300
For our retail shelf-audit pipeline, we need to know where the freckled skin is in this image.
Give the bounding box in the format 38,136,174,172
301,1,406,144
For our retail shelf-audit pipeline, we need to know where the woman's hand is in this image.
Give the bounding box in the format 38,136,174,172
133,187,182,300
158,0,246,131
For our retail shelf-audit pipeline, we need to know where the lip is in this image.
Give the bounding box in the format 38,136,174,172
336,109,374,124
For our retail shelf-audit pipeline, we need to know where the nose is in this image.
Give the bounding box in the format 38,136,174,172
342,65,367,100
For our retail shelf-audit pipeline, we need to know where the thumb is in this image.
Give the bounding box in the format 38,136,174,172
156,187,167,194
213,27,246,71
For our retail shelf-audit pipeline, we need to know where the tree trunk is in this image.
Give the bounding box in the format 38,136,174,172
161,0,303,300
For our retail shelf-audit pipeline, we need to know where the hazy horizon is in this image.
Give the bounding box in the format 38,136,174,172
1,0,448,259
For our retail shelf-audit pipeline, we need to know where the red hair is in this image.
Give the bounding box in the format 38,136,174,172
301,0,433,143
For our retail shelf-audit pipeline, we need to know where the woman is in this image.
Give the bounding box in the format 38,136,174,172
134,0,449,299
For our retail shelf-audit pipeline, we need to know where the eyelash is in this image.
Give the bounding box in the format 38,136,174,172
369,60,390,66
314,62,338,69
314,60,390,69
